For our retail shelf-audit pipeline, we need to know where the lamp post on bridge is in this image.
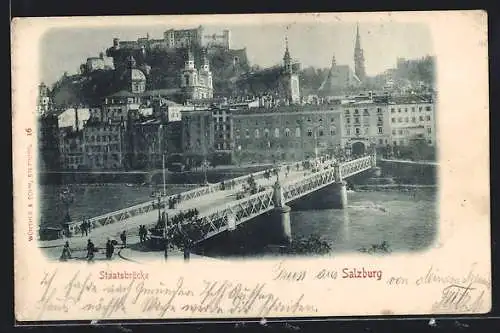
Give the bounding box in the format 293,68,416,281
59,187,74,237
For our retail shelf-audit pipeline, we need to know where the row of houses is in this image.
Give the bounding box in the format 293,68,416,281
38,93,436,171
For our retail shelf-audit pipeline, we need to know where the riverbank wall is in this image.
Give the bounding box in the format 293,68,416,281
39,165,271,185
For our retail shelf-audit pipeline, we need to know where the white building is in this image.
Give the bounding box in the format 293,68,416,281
57,108,91,131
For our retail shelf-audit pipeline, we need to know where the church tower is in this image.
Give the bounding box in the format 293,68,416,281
180,48,198,89
282,36,300,104
354,23,366,81
199,49,213,99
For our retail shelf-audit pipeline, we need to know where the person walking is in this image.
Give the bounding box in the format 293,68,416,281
120,231,127,248
86,239,96,261
60,241,72,261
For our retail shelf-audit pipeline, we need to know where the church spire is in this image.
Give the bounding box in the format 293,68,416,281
283,35,292,73
354,23,366,81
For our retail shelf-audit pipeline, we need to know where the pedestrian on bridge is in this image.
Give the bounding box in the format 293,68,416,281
105,238,115,259
120,231,127,248
80,221,88,237
60,241,72,261
86,239,96,261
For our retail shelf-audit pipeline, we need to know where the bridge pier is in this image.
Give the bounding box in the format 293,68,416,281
274,205,292,244
337,181,348,209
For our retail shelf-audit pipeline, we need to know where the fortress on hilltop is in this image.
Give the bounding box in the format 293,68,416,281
111,25,231,51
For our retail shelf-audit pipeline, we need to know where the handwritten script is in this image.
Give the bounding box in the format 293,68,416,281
35,269,318,320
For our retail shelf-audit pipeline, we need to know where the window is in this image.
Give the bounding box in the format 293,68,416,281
426,115,431,121
425,106,432,111
354,117,360,124
364,127,369,134
378,116,383,122
404,117,409,122
428,140,432,144
295,128,301,137
264,129,269,137
354,109,359,115
346,117,351,124
398,108,401,113
255,121,258,125
405,108,408,112
427,128,432,134
347,128,351,135
307,117,311,122
378,127,383,134
391,108,395,113
412,117,416,123
392,117,396,123
330,117,335,123
285,128,290,137
364,110,370,116
330,127,336,136
392,129,396,135
398,118,402,123
419,116,424,121
393,141,397,146
318,129,324,136
398,129,403,135
255,129,260,138
307,129,313,137
379,139,383,144
319,118,323,123
274,128,280,138
355,128,360,135
245,129,250,138
411,107,415,112
419,107,423,111
345,110,350,116
377,108,382,113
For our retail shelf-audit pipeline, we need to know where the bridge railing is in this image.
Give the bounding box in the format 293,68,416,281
339,155,373,178
60,159,311,237
283,164,338,203
197,188,276,240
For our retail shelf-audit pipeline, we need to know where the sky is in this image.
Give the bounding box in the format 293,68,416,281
40,21,434,87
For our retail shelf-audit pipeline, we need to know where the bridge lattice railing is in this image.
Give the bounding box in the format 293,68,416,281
339,155,373,178
194,189,276,239
283,166,338,203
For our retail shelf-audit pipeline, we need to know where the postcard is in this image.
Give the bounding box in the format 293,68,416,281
12,11,490,322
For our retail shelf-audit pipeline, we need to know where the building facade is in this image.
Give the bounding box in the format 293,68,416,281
59,129,85,170
232,106,343,164
388,99,436,147
181,109,215,167
340,102,391,155
38,114,60,171
82,121,126,170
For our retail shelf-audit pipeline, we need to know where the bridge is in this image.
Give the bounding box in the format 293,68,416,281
41,153,377,247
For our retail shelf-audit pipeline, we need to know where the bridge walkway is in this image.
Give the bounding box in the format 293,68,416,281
38,166,308,251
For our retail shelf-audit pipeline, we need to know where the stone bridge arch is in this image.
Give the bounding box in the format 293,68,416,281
351,141,366,156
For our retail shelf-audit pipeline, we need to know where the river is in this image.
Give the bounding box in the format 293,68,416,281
38,176,437,257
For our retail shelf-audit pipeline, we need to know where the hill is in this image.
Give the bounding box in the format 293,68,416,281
50,45,251,108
